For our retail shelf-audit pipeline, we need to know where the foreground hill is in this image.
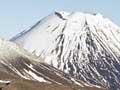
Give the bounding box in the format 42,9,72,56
0,38,104,90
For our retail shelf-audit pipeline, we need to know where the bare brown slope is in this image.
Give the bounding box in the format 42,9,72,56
2,79,106,90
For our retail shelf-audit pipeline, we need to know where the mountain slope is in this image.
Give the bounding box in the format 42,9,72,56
0,38,104,90
11,11,120,89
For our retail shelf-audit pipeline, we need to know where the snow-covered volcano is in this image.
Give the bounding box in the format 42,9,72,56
11,11,120,89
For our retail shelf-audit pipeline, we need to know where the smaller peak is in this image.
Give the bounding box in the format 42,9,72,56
71,11,103,17
83,11,103,16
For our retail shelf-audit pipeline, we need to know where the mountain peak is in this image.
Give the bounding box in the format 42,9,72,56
11,11,120,89
54,11,104,21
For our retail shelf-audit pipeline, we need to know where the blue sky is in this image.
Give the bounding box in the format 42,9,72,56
0,0,120,39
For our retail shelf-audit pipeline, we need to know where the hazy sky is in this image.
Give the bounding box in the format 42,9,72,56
0,0,120,39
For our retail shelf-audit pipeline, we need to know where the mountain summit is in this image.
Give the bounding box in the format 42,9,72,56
11,11,120,89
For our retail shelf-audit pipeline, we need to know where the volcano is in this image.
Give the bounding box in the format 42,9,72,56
11,11,120,89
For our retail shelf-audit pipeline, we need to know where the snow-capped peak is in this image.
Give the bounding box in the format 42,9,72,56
11,11,120,89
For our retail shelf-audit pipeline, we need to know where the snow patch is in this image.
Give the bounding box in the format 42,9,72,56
71,78,84,87
0,80,11,83
24,69,48,83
